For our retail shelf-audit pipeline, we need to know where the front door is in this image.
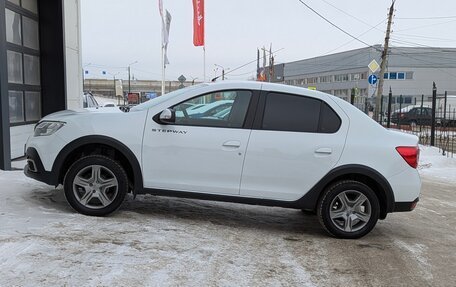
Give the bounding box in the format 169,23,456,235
142,90,253,195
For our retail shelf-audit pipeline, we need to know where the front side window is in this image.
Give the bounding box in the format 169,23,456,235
172,90,252,128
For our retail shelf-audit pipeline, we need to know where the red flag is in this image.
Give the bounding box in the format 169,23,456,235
192,0,204,46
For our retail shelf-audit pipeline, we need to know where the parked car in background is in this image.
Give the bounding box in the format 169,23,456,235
181,100,234,118
391,107,433,127
82,92,99,108
24,81,421,239
102,102,117,108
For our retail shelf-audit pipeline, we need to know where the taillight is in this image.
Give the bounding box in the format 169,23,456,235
396,146,420,168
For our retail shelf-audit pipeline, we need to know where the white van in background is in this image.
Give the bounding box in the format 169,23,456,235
436,95,456,125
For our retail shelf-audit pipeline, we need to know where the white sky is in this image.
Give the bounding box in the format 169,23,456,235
81,0,456,81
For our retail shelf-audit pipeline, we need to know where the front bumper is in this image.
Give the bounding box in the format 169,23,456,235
24,147,57,186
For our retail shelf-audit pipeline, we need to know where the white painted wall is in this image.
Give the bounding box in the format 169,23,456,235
63,0,83,110
10,125,33,159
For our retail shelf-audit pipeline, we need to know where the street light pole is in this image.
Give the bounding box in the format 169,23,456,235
127,61,138,105
214,64,229,80
106,71,120,100
82,63,91,93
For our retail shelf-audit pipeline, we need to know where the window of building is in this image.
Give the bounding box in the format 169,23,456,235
7,50,23,84
333,89,349,97
5,9,21,45
4,1,41,125
8,91,24,123
385,72,412,80
307,77,317,84
21,0,38,14
319,75,332,83
22,16,39,50
334,74,349,82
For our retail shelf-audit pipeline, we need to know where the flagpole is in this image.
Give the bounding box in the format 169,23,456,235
161,44,165,95
203,46,206,82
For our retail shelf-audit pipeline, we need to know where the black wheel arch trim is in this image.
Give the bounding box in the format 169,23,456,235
50,135,143,194
295,164,395,215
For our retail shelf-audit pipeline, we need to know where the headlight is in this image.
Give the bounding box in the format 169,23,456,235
34,121,65,137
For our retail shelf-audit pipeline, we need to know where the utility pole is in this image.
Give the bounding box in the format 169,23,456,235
128,66,131,94
375,1,395,122
430,82,437,146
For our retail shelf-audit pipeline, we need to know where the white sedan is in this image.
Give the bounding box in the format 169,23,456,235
24,81,421,239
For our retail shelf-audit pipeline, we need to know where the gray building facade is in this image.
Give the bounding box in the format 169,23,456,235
276,46,456,110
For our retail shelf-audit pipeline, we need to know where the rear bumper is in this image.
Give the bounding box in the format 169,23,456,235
393,197,419,212
24,147,57,186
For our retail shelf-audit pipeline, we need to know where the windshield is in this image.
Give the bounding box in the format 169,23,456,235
130,83,208,112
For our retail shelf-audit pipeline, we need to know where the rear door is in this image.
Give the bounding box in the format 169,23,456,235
240,91,349,201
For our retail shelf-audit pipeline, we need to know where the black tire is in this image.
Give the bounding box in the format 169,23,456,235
63,155,128,216
317,180,380,239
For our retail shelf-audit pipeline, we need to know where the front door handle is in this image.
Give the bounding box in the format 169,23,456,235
315,147,332,154
222,140,241,148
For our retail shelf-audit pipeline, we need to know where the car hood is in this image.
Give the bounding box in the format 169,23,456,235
41,107,122,121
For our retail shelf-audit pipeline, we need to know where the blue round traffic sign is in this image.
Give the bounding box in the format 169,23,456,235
368,74,378,85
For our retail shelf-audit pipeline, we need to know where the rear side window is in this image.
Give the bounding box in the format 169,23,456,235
262,92,341,133
262,93,321,132
319,102,341,133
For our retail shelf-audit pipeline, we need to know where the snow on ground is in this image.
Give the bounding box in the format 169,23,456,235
418,145,456,184
1,146,455,286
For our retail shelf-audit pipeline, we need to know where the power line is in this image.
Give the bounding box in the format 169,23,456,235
213,48,285,81
323,18,387,55
395,19,456,32
296,0,381,51
393,32,456,42
319,0,383,31
396,16,456,20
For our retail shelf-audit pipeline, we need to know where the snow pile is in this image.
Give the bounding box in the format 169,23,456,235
418,145,456,184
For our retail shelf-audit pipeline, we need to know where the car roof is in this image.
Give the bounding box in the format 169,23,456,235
204,80,329,99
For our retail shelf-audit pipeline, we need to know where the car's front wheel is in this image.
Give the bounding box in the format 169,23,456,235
63,155,128,216
317,180,380,239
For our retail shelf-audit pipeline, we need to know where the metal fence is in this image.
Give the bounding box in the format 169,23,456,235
367,85,456,157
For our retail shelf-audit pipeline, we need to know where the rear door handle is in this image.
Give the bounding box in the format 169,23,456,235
315,147,332,154
222,140,241,148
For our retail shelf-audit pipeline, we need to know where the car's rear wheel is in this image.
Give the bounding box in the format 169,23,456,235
317,180,380,239
63,155,128,216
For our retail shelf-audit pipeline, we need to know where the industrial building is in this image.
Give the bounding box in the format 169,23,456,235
271,46,456,110
0,0,82,170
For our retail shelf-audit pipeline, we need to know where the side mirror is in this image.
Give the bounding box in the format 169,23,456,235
159,108,175,124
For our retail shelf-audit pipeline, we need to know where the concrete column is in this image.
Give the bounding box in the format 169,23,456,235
63,0,83,110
